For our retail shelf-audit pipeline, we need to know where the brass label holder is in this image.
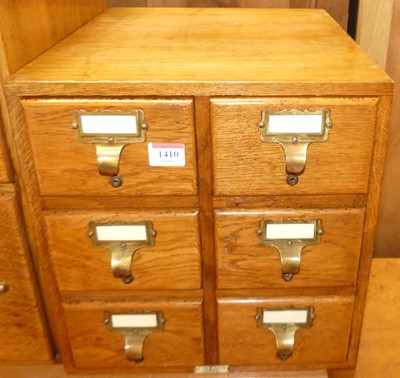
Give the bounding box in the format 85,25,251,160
88,221,156,284
72,109,148,188
257,219,323,282
104,311,165,363
255,307,314,361
258,109,332,186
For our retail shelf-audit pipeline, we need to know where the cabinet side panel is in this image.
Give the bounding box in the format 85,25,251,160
347,95,392,364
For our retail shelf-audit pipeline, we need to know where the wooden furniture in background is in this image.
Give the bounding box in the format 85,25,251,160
109,0,350,30
357,0,400,257
1,5,392,377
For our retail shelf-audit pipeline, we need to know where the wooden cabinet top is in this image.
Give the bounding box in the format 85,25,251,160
7,8,392,97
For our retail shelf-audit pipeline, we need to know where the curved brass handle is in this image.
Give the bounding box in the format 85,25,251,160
96,144,125,176
277,245,303,282
0,282,9,293
72,109,147,188
255,307,314,361
279,142,309,186
124,331,152,363
258,219,323,282
88,221,156,284
105,311,165,363
259,109,332,185
111,248,139,284
269,325,298,360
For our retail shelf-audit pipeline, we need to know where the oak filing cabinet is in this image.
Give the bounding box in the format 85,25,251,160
2,7,393,376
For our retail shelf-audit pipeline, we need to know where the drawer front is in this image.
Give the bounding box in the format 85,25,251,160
211,97,377,196
217,295,354,365
45,209,202,291
22,98,197,196
215,208,364,289
63,299,205,368
0,186,52,361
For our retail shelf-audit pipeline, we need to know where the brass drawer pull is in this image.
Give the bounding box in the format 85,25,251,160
88,221,156,284
104,311,165,363
258,109,332,185
0,282,9,293
255,307,314,361
257,219,323,281
72,109,148,188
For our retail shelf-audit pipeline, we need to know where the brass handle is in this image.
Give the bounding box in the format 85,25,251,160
110,247,138,284
256,307,314,361
269,324,298,360
88,221,156,284
259,109,332,185
0,282,9,293
280,142,309,186
72,109,147,188
124,331,152,363
105,311,165,363
258,219,323,282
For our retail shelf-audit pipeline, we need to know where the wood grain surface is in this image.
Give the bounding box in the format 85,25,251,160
211,97,377,196
0,108,13,182
0,185,52,362
3,94,75,367
195,97,218,364
0,5,393,376
215,208,364,289
21,98,198,196
217,295,354,366
101,0,350,31
0,258,398,376
7,8,392,97
344,96,392,367
213,194,367,209
356,0,394,70
44,209,202,291
41,196,199,209
0,0,108,75
63,299,205,368
369,0,400,258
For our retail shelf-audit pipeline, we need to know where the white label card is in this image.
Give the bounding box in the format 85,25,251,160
148,143,186,167
111,314,158,328
80,115,138,135
263,309,309,325
268,114,323,134
95,225,148,241
266,223,315,240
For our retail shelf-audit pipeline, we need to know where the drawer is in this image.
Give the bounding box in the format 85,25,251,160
0,185,52,361
22,98,197,196
217,295,354,365
63,299,205,368
215,208,364,289
44,209,202,291
211,97,377,196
